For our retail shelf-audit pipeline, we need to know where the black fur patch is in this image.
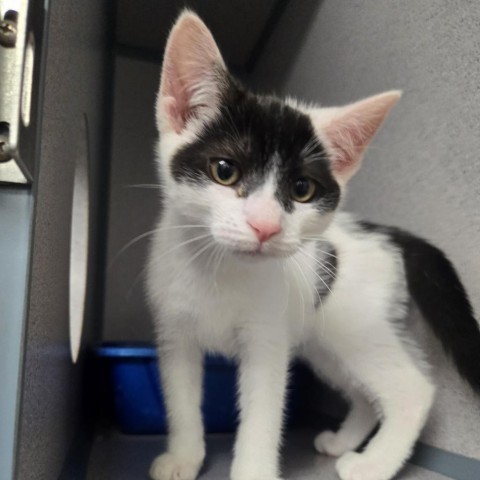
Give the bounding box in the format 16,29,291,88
359,220,480,392
313,241,338,309
171,75,340,214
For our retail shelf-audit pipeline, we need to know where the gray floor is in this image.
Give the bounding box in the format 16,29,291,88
87,429,449,480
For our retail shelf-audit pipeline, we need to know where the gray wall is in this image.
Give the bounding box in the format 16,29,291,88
103,56,159,341
101,0,480,461
251,0,480,460
15,2,113,478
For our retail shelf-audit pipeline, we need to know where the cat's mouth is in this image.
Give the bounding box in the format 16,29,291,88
231,244,295,259
234,249,264,258
213,232,297,259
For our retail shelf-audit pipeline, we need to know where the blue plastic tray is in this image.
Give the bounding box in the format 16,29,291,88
94,343,239,434
94,343,305,435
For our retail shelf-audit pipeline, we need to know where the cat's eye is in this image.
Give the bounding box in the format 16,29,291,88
291,177,317,203
209,159,241,186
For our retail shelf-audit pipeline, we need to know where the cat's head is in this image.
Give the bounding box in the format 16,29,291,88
155,11,400,258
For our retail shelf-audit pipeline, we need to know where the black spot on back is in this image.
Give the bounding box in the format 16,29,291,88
358,220,480,392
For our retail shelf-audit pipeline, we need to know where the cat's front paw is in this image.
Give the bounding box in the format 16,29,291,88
150,453,202,480
336,452,393,480
314,430,354,457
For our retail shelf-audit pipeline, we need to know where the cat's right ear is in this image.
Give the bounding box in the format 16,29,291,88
311,91,401,185
157,10,226,134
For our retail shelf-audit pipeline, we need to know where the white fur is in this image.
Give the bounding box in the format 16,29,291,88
147,12,424,480
147,169,435,480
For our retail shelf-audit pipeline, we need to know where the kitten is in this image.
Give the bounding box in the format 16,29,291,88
146,10,480,480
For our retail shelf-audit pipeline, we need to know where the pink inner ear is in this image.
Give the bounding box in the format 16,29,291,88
161,96,184,134
156,11,225,133
322,91,401,181
326,122,368,175
159,56,190,132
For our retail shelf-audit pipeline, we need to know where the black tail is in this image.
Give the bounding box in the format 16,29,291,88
392,230,480,392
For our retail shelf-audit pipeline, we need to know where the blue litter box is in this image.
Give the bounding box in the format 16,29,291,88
94,343,238,434
94,343,304,435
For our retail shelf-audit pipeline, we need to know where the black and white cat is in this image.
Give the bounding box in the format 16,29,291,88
146,11,480,480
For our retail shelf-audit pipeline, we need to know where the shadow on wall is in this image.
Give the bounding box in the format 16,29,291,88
115,0,321,78
248,0,324,93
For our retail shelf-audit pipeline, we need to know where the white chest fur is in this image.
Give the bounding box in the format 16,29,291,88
146,225,302,356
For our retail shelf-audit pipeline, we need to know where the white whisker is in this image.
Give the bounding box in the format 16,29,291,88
299,246,337,280
173,239,217,283
300,238,339,260
211,245,224,291
297,254,332,335
126,267,147,300
126,233,215,297
296,255,326,335
213,246,227,292
109,225,210,269
109,229,160,269
125,184,163,189
298,252,335,299
149,233,213,266
289,257,309,333
205,242,219,272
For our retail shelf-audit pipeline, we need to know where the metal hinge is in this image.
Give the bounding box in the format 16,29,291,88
0,0,41,185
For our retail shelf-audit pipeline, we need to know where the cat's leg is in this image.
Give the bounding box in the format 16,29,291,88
332,339,435,480
315,389,378,457
150,335,205,480
303,346,378,457
230,326,289,480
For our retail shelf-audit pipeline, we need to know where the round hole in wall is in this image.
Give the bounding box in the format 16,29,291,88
69,114,90,363
21,32,35,127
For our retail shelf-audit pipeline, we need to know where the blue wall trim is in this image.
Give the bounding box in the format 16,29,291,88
411,442,480,480
0,188,32,480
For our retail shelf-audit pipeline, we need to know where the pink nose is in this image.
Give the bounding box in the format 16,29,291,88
247,219,281,243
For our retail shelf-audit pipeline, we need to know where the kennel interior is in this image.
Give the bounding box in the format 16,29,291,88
1,1,480,479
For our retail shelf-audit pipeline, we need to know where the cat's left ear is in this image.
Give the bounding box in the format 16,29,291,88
156,10,226,134
311,91,402,184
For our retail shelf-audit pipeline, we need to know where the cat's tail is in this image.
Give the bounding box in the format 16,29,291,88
395,231,480,392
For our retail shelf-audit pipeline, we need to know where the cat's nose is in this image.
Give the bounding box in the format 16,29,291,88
247,218,281,243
